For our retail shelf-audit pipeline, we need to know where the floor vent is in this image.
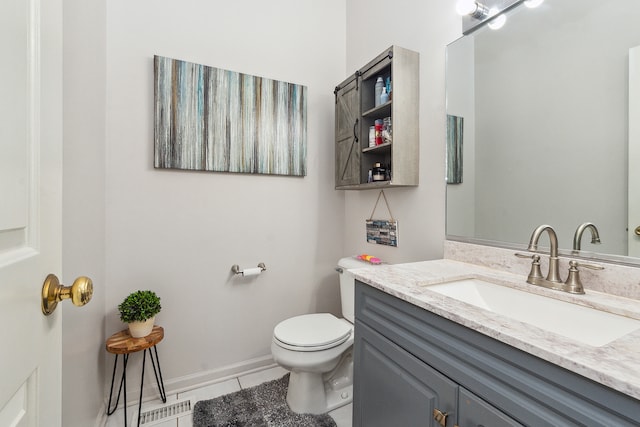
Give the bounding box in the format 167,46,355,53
134,396,193,426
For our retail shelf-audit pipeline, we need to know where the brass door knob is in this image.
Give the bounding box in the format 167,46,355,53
41,274,93,315
635,226,640,236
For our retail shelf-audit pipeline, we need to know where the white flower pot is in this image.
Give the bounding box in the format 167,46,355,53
128,316,155,338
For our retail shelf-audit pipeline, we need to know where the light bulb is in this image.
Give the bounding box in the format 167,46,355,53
487,8,507,30
524,0,544,8
456,0,478,16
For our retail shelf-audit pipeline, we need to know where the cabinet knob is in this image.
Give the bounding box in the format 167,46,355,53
433,408,448,427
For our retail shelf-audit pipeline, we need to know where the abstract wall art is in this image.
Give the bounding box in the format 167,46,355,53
154,55,307,176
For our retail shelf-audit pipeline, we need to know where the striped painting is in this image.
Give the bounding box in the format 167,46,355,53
154,56,307,176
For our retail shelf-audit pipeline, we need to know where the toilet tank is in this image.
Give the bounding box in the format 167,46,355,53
337,257,377,323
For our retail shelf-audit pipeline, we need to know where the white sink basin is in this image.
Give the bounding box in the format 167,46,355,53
425,278,640,347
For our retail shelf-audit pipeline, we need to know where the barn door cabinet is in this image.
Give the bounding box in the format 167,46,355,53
353,282,640,427
334,46,419,189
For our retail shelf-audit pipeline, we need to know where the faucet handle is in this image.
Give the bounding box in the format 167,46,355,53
564,260,604,294
570,260,605,271
514,253,543,284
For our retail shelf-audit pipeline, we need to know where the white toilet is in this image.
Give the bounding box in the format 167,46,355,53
271,257,373,414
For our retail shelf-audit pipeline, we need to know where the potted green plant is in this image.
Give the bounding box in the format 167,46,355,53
118,290,161,338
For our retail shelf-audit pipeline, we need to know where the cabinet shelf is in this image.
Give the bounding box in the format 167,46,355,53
362,101,392,118
335,180,409,190
334,46,419,190
363,142,391,153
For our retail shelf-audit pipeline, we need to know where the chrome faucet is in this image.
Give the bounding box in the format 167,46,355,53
527,224,562,284
515,224,604,294
573,222,601,251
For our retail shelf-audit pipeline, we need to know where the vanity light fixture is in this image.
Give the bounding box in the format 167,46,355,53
458,0,520,34
457,0,507,31
487,8,507,30
524,0,544,8
456,0,490,19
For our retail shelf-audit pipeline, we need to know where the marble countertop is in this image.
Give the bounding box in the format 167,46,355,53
351,259,640,401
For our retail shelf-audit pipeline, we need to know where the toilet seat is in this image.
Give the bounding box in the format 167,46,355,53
273,313,352,352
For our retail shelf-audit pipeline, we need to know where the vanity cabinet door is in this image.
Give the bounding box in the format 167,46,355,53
458,388,524,427
353,321,458,427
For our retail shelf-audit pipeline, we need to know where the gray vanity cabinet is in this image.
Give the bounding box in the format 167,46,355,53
334,46,419,189
355,321,521,427
353,282,640,427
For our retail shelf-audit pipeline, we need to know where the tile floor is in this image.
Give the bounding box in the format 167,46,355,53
105,365,353,427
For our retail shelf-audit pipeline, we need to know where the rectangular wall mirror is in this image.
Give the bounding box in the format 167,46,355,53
446,0,640,265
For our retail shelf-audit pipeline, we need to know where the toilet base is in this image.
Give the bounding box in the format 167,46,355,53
286,371,327,414
324,349,353,412
285,350,353,415
324,382,353,413
285,371,353,415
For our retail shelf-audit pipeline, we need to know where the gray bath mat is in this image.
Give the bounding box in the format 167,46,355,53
192,373,337,427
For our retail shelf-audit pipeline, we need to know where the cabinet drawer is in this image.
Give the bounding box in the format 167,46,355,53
459,387,524,427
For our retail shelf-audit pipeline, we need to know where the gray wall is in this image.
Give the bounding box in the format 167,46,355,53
61,1,461,425
104,0,346,392
344,0,460,263
62,0,107,425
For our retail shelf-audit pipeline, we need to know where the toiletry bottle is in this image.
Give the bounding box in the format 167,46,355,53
374,77,384,107
386,77,392,100
374,119,383,145
372,163,386,181
380,87,389,104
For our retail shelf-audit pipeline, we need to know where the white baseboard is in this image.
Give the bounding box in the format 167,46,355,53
163,354,276,396
99,354,276,415
94,401,107,427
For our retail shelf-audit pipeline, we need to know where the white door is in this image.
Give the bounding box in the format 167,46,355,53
629,46,640,257
0,0,63,425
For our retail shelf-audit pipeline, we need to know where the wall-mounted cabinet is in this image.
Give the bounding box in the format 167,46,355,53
334,46,419,190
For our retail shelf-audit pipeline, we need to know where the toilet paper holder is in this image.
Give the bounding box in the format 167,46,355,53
231,262,267,276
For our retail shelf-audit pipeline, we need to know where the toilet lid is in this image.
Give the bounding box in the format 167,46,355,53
273,313,352,350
